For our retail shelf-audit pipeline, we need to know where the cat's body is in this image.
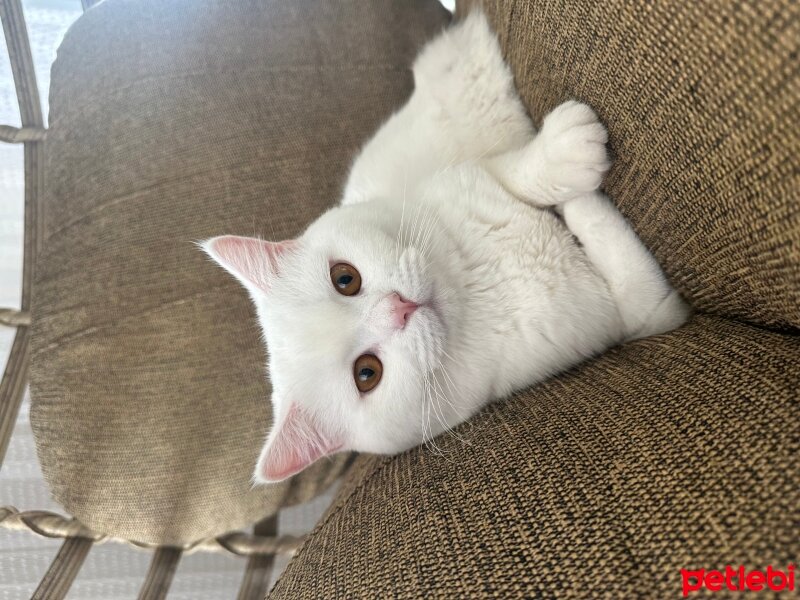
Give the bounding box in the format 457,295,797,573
204,12,690,483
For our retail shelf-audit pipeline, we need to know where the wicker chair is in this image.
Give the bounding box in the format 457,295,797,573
0,0,449,597
2,0,797,598
0,1,241,597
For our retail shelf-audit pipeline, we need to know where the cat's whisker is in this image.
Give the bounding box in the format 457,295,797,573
428,376,450,439
425,398,443,457
431,370,470,446
411,199,427,250
405,193,421,249
420,372,437,455
417,198,435,250
396,208,405,261
413,198,433,247
441,380,465,424
440,348,463,370
438,361,466,419
396,169,409,261
438,354,479,439
421,394,429,452
422,371,448,457
427,400,447,457
421,364,459,458
419,372,429,450
410,198,439,264
437,362,473,427
430,381,458,446
418,205,441,258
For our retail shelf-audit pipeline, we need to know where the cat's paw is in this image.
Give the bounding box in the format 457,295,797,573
534,100,610,204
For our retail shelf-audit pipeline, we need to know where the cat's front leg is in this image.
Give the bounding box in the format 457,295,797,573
486,100,610,206
559,193,690,340
487,100,689,340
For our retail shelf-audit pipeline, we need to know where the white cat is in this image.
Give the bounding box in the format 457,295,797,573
203,12,690,484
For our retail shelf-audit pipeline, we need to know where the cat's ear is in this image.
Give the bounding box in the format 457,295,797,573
202,235,295,293
254,404,342,484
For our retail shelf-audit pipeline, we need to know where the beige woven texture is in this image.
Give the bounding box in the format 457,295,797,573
270,0,800,597
29,0,450,546
477,0,799,330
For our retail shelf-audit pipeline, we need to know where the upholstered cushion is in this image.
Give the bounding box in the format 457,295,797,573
271,0,799,597
468,0,799,331
30,0,450,545
271,315,800,598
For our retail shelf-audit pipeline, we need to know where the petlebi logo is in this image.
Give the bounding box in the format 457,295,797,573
681,565,796,597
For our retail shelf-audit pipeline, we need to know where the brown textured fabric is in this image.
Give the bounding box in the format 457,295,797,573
271,316,800,598
467,0,800,330
271,1,799,597
30,0,450,545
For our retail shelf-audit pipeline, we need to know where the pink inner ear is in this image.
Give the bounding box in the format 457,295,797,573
255,405,342,484
203,235,294,292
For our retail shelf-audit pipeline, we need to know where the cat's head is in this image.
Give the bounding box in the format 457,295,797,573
203,200,456,484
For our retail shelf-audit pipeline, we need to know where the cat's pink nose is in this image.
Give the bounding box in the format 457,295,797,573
389,292,419,329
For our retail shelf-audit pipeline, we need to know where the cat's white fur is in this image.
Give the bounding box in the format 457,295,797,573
203,12,690,484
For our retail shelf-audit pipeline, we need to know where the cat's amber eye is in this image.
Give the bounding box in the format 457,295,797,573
330,262,361,296
354,354,382,393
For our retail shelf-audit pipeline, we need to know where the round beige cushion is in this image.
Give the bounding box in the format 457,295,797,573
30,0,449,545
